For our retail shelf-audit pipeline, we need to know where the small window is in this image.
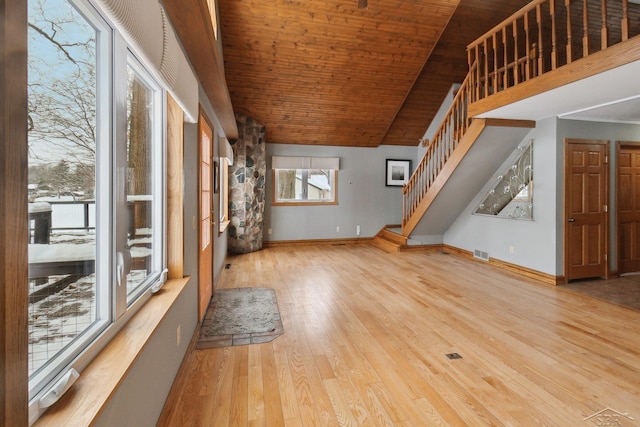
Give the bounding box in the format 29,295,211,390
273,168,338,205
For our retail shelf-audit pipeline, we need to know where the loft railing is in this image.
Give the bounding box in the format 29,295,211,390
402,72,473,232
402,0,640,235
467,0,640,102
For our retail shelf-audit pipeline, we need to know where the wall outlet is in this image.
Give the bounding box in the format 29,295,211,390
336,226,340,232
509,245,515,254
176,324,181,347
268,228,272,235
356,225,361,236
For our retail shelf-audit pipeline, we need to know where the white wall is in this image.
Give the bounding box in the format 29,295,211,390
94,282,196,426
444,117,560,275
444,117,640,277
95,86,231,425
265,144,417,240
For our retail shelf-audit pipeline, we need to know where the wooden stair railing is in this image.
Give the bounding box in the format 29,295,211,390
402,72,473,235
402,0,640,237
467,0,640,103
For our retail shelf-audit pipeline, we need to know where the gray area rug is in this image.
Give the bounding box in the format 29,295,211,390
197,287,283,348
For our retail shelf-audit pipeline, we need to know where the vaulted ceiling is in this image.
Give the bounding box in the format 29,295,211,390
165,0,534,147
216,0,532,147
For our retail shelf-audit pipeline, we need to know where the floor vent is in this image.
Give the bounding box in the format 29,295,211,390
225,263,232,269
473,249,489,261
445,353,463,360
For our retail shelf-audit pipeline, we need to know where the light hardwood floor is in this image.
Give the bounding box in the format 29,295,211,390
158,244,640,426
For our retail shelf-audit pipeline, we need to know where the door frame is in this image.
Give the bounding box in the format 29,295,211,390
563,138,610,282
198,108,215,320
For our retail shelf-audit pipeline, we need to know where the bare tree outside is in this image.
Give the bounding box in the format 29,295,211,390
28,0,96,195
278,170,297,199
27,0,98,377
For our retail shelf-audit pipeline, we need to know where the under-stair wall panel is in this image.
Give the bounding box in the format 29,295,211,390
410,123,536,237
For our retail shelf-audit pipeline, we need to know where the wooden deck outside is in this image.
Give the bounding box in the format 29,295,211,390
159,243,640,426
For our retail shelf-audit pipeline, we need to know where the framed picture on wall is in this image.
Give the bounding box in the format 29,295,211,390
385,159,411,187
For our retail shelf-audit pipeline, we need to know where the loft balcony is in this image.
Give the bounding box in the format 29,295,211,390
467,0,640,119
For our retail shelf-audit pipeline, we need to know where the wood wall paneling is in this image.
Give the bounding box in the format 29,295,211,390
1,0,29,425
163,0,238,139
167,94,184,280
381,0,532,146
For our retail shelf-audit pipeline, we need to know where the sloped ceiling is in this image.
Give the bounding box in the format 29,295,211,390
207,0,533,147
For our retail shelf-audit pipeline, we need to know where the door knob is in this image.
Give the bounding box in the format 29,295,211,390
567,218,575,222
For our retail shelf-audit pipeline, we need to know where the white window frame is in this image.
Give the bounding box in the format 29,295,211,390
28,0,167,422
120,52,166,306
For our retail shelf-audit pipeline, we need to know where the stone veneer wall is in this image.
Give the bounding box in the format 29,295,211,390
228,114,266,254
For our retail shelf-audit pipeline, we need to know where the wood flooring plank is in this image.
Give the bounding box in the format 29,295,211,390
274,350,303,423
247,345,265,423
161,244,640,426
229,346,249,426
261,343,286,426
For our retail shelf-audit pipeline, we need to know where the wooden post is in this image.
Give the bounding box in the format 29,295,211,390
513,21,519,85
483,40,489,98
600,0,608,49
492,33,498,92
1,1,29,425
583,0,590,57
550,0,557,70
537,4,544,74
622,0,629,41
566,0,573,63
525,12,532,80
502,26,508,89
166,94,184,280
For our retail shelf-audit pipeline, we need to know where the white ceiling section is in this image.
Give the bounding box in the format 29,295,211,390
477,60,640,125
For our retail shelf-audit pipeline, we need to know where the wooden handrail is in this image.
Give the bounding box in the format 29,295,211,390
467,0,638,103
402,0,639,236
402,71,473,233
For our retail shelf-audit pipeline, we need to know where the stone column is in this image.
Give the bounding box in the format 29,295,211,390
228,114,266,254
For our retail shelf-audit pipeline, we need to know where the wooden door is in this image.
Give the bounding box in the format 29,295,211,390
564,139,609,281
618,143,640,274
198,111,214,320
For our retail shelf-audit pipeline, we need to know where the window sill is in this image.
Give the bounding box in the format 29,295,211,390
219,219,230,234
34,276,191,426
272,201,338,206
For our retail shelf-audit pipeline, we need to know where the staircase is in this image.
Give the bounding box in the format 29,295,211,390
394,0,640,243
372,225,407,252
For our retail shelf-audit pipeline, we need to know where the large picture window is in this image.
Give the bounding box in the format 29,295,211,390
27,0,166,420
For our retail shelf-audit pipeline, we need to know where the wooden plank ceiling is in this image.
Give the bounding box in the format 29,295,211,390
217,0,532,147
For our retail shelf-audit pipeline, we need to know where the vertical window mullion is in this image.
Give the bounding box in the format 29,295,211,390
301,169,309,200
113,35,129,318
